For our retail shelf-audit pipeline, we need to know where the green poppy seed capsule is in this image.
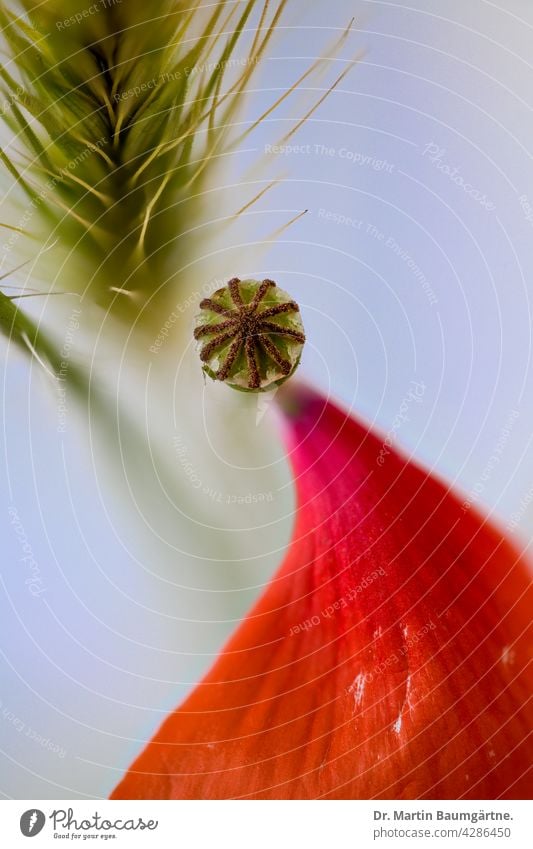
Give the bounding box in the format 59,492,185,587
194,277,306,392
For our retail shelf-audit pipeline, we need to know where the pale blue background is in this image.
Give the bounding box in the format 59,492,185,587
1,0,533,798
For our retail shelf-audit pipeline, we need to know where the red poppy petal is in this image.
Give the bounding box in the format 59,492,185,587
112,386,532,800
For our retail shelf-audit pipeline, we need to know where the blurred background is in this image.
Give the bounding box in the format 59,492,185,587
1,0,533,798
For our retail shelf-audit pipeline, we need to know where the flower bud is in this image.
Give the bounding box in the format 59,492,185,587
193,277,306,392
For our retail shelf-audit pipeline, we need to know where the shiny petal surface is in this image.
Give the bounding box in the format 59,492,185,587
112,387,532,799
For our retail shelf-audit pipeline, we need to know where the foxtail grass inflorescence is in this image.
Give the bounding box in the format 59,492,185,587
0,1,356,328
